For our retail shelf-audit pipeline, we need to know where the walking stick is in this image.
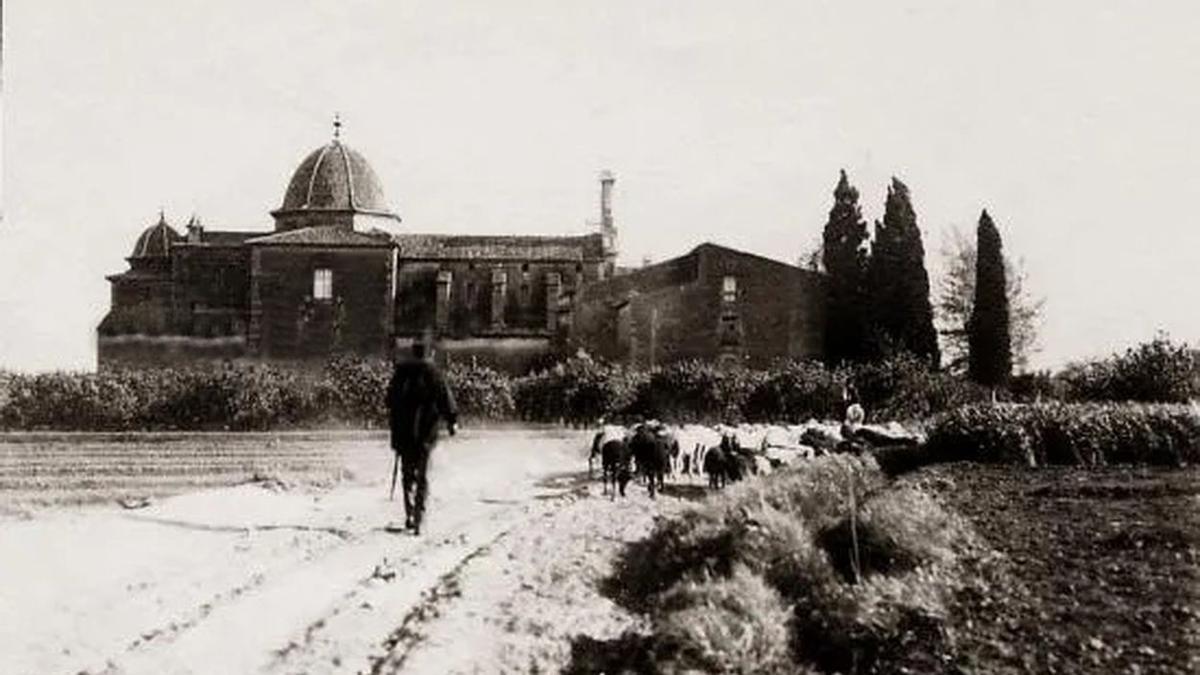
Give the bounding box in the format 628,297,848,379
389,451,400,501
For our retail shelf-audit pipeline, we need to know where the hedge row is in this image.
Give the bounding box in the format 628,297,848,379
6,346,1194,432
0,358,517,431
923,402,1200,467
1,353,985,431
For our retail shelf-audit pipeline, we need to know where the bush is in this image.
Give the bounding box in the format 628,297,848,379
628,361,766,424
1060,335,1199,403
744,361,843,423
444,362,515,420
323,355,391,427
850,353,990,422
512,353,644,426
925,402,1200,467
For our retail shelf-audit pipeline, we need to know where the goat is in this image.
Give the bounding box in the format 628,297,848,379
630,424,670,499
600,438,633,499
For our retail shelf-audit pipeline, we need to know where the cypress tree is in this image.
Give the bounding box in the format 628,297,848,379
820,170,871,365
967,209,1012,385
866,177,940,367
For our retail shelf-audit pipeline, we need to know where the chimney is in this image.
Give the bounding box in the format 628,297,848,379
598,170,617,268
599,170,615,232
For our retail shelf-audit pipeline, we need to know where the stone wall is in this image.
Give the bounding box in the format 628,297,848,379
97,335,249,370
572,244,826,368
393,335,556,374
250,246,394,361
170,245,252,337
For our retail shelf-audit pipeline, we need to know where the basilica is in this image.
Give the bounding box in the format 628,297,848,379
99,125,826,371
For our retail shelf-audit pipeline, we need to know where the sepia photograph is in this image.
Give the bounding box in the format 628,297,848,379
1,1,1198,673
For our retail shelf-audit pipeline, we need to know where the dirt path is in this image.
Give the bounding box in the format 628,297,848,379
0,429,697,675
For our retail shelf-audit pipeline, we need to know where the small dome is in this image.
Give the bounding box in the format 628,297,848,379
278,140,392,215
131,213,183,258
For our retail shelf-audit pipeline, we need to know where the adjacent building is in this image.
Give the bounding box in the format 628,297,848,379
99,128,824,371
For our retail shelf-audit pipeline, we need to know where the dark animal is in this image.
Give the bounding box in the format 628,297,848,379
600,439,633,498
709,433,758,487
629,425,670,498
703,445,728,489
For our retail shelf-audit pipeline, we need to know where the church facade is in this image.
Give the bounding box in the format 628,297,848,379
99,130,824,371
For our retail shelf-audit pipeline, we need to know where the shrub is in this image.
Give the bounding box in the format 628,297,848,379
513,353,644,426
925,402,1200,467
628,361,765,424
850,353,989,422
323,355,390,427
744,361,843,423
1060,335,1199,403
444,362,515,420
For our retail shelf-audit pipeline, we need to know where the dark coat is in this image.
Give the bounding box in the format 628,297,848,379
385,359,458,452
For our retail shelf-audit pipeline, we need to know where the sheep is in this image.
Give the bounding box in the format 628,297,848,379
675,424,722,480
761,424,816,464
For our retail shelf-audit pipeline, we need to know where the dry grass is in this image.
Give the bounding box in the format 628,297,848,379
606,454,977,673
655,566,801,674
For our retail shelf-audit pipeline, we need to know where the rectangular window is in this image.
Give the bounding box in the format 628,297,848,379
722,275,737,303
313,268,333,300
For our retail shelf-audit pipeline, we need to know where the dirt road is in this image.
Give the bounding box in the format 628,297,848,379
0,429,689,675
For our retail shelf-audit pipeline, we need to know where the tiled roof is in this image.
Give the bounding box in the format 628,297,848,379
130,216,183,258
393,233,604,261
246,226,393,247
277,141,394,215
198,230,268,246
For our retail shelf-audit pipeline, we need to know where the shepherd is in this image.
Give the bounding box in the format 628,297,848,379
385,339,458,535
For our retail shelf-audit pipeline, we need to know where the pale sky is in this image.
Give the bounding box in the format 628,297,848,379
2,1,1198,372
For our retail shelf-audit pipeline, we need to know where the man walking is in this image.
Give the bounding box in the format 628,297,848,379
385,340,458,535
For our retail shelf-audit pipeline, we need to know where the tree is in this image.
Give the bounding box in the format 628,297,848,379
967,210,1011,386
935,223,1042,374
865,177,940,367
819,170,871,364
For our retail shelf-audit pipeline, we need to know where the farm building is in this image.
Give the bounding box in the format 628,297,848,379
571,243,825,369
98,124,826,371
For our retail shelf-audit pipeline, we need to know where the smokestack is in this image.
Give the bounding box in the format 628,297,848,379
599,170,615,232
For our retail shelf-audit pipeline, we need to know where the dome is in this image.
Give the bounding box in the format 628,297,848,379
277,140,393,215
130,213,183,259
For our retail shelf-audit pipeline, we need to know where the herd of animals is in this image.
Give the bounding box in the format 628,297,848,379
586,418,923,499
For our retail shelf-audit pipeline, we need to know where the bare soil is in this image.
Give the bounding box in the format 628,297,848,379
908,463,1200,675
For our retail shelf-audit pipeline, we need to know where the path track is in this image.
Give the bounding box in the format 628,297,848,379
0,429,600,675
